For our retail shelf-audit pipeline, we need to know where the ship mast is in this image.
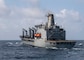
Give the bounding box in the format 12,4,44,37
47,13,55,29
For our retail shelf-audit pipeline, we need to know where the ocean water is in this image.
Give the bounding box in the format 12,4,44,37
0,40,84,60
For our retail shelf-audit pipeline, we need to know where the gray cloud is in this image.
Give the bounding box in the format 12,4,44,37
55,9,84,40
21,0,39,6
0,0,45,40
0,0,83,40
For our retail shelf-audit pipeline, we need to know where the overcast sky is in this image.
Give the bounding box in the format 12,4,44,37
0,0,84,40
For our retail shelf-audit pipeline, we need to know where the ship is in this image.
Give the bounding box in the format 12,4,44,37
20,13,76,49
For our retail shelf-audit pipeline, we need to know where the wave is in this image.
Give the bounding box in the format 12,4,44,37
6,42,23,47
44,47,84,51
72,48,84,51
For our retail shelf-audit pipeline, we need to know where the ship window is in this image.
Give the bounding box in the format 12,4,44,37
50,42,52,44
60,42,62,44
70,42,71,44
53,43,55,45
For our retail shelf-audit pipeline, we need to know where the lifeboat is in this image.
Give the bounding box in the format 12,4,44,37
34,33,41,37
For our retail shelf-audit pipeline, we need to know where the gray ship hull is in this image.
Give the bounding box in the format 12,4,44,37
21,38,76,49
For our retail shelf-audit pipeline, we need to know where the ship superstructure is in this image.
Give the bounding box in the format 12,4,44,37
20,13,76,49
